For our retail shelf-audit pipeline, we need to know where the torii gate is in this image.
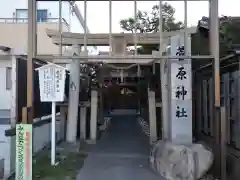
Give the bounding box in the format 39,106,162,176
43,28,199,144
27,0,220,147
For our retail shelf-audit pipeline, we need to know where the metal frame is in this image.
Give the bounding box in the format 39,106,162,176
27,0,222,177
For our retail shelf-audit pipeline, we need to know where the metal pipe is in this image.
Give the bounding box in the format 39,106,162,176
184,0,188,56
26,0,36,124
71,2,90,33
33,1,37,56
134,0,140,77
59,0,62,56
159,0,163,55
36,55,214,60
109,0,112,55
84,0,87,52
209,0,221,177
134,0,137,56
194,54,236,71
68,2,71,31
210,0,220,107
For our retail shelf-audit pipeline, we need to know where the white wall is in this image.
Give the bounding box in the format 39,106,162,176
0,60,11,110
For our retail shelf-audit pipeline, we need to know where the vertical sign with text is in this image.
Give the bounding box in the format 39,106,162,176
16,124,32,180
169,35,192,144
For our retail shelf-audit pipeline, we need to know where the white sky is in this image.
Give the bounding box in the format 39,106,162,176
73,0,240,33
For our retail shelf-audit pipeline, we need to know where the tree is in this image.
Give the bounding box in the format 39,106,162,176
219,16,240,48
199,16,240,53
120,3,183,33
120,3,183,54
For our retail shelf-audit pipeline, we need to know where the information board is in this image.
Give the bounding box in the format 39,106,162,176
37,64,66,102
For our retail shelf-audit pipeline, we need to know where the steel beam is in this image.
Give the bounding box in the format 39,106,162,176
70,1,90,33
35,54,213,64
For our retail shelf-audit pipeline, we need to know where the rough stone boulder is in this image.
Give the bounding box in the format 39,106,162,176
149,141,213,180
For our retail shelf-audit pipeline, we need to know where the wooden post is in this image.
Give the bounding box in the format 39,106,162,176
22,107,28,124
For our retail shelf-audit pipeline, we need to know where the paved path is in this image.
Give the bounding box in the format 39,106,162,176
77,115,165,180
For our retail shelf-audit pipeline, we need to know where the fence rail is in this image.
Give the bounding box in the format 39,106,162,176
0,18,69,27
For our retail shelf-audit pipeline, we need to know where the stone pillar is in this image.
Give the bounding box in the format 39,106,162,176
160,58,170,140
90,90,98,143
112,36,126,55
152,50,170,140
169,35,192,144
148,88,157,144
80,106,87,140
66,44,81,142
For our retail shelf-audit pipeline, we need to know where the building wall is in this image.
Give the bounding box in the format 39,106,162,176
0,60,12,110
0,23,69,54
0,0,86,54
0,0,71,24
0,0,84,33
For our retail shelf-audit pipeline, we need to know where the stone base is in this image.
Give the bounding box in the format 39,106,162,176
149,140,213,180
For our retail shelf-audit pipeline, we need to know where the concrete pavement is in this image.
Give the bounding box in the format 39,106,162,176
76,115,165,180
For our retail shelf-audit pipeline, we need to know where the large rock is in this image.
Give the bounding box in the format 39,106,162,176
149,141,213,180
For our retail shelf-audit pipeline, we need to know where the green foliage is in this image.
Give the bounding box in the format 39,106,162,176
119,3,183,54
120,3,183,33
219,16,240,48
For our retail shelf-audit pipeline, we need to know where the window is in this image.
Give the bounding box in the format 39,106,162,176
15,9,48,22
16,9,28,22
6,67,12,90
37,9,48,22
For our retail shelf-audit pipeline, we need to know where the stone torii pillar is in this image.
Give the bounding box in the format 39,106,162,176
66,44,81,142
148,87,157,144
80,102,88,140
89,87,98,143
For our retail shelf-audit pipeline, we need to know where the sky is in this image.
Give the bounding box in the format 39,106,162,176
73,0,240,33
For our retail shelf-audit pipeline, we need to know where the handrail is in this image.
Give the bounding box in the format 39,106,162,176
0,18,69,27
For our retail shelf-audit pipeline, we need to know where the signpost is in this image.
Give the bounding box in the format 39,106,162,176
36,63,66,165
16,124,32,180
